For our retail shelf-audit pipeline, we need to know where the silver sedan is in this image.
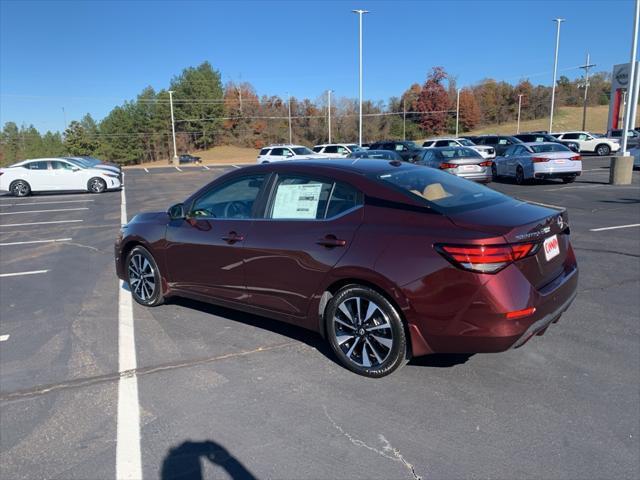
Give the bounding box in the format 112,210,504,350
414,146,493,183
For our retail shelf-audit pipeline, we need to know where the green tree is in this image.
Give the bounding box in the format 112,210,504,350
1,122,21,164
64,117,99,156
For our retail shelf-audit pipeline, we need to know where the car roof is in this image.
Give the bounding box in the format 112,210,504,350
246,158,414,175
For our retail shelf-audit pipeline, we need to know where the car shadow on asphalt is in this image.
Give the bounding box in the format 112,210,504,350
167,297,474,371
161,440,258,480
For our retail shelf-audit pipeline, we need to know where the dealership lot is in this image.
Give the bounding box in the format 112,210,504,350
1,159,638,479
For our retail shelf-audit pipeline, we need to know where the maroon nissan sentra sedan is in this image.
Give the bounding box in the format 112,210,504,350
115,159,578,377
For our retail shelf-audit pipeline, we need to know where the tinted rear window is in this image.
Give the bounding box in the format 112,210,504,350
530,144,571,153
439,147,482,159
375,167,508,214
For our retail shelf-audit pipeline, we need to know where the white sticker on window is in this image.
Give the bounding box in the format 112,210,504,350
272,183,323,219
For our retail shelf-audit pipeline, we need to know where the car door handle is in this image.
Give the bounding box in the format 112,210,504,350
316,235,347,248
222,231,244,244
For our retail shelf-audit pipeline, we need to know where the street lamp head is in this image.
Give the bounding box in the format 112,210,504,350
352,9,369,14
553,18,565,23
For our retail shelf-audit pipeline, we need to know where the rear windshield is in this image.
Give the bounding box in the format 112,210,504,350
530,144,571,153
439,147,482,159
292,147,314,155
376,167,508,214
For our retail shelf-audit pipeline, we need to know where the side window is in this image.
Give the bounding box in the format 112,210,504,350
270,148,284,156
324,145,339,154
580,134,590,141
269,176,332,220
419,151,433,163
284,149,294,157
336,146,347,154
259,148,271,156
563,133,579,140
191,175,266,219
484,137,498,145
326,183,362,218
27,161,49,170
395,144,407,151
312,146,323,153
51,161,74,170
503,146,515,157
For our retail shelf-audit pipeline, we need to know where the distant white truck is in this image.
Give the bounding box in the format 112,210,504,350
422,138,496,159
551,131,620,156
256,144,327,163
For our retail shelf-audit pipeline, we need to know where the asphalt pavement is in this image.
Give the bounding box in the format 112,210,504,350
1,158,638,480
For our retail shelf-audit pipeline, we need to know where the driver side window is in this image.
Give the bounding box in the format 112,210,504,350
190,175,266,219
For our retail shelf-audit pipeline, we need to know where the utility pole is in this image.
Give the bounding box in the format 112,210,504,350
238,85,243,116
327,89,333,143
622,0,639,155
168,90,178,164
549,18,565,133
455,88,461,137
403,97,407,140
517,94,524,134
287,92,292,144
579,53,596,131
62,107,67,131
352,9,369,146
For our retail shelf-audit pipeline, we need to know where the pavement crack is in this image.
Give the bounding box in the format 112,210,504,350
323,406,423,480
59,241,101,252
573,247,640,258
0,342,297,403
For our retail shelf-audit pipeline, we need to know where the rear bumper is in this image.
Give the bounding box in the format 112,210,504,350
403,251,579,355
534,171,581,179
456,171,492,183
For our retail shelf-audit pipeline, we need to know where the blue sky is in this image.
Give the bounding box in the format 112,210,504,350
0,0,634,132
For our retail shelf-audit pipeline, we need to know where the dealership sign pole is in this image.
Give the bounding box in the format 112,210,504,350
328,89,332,143
455,88,460,137
168,90,178,164
549,18,565,133
517,94,523,134
353,9,368,147
622,0,639,155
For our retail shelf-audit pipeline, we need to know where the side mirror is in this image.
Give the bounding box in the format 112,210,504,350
72,167,81,172
168,203,185,220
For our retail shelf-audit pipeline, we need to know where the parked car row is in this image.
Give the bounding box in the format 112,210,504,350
0,156,122,196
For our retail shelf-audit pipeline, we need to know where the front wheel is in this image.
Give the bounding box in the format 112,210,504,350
88,177,107,193
595,144,611,156
126,246,164,306
515,166,526,185
10,180,31,197
325,286,408,378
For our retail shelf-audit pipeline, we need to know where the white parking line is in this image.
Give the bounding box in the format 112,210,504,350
202,165,210,170
590,223,640,232
0,269,49,278
0,335,9,342
0,193,94,202
144,168,149,173
175,166,182,172
0,207,89,215
116,185,142,480
0,238,72,246
0,219,83,228
0,199,94,207
232,165,241,169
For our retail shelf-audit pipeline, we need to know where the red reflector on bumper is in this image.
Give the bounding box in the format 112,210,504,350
506,307,536,319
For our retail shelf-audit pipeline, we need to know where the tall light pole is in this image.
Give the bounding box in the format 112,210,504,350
403,97,407,140
168,90,178,164
549,18,565,133
622,0,640,155
327,89,333,143
352,9,369,146
62,107,67,131
455,88,461,137
579,53,596,131
517,94,524,133
287,92,293,144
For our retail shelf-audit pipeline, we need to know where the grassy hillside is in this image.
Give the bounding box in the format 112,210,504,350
464,105,612,136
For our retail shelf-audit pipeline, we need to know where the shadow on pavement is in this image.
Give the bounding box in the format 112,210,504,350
599,197,640,204
409,353,473,368
161,440,258,480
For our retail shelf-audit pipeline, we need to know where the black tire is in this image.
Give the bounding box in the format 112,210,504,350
126,246,164,306
515,166,526,185
9,180,31,197
88,177,107,193
491,164,499,179
562,176,576,184
325,285,408,378
595,144,611,156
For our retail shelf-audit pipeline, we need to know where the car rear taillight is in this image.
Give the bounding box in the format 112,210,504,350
570,155,581,160
479,160,493,167
436,243,537,273
440,163,457,169
532,156,550,163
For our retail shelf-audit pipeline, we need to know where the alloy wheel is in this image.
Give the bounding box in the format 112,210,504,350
333,296,393,368
11,181,29,197
90,178,106,193
128,253,156,302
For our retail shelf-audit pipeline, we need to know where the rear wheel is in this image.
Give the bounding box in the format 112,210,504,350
9,180,31,197
595,144,611,156
515,166,526,185
325,286,408,377
126,246,164,306
491,164,499,179
88,177,107,193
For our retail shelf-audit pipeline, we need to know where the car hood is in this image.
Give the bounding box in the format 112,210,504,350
92,164,120,173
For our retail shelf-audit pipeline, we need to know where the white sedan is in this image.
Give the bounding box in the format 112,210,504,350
0,157,122,197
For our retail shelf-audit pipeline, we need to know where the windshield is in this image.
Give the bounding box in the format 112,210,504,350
65,158,90,168
439,147,482,159
530,144,571,153
403,141,417,149
292,147,314,155
458,139,475,146
376,167,508,214
347,145,363,152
